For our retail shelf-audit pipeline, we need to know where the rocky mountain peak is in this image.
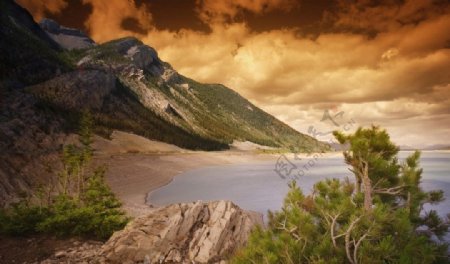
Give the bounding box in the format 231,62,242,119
39,18,95,50
112,37,163,72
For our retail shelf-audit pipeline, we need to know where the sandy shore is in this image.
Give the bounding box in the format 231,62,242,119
103,152,280,216
92,131,280,216
93,131,340,217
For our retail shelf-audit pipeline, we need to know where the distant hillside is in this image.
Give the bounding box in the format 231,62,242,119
0,0,327,202
398,144,450,151
399,145,416,151
421,144,450,151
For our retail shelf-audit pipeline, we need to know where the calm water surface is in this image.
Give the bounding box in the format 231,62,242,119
148,151,450,219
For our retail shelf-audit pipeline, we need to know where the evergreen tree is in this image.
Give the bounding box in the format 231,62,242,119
233,126,449,264
0,111,128,239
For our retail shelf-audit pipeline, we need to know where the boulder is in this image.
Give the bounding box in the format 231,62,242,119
99,201,262,263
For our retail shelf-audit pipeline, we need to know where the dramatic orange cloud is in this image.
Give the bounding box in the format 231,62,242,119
83,0,152,42
195,0,299,23
18,0,450,147
16,0,67,20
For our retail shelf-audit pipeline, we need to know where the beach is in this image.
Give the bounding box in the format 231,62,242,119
93,131,280,216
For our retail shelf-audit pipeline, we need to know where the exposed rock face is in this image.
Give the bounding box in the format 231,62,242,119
99,201,262,264
160,66,181,84
39,18,95,50
0,90,69,204
126,45,159,70
100,37,182,84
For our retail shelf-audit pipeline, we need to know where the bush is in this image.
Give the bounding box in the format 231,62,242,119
0,112,128,240
0,201,49,235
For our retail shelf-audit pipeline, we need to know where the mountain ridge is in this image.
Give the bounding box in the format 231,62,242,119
0,0,328,203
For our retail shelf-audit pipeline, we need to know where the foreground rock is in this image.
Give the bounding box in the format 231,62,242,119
100,200,261,264
38,201,261,264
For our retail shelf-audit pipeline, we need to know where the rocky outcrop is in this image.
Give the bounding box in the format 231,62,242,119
39,18,95,50
126,44,159,70
108,37,163,73
100,37,182,84
37,201,261,264
99,200,262,264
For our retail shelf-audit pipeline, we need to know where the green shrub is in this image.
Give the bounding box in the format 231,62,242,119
0,201,50,235
0,112,128,240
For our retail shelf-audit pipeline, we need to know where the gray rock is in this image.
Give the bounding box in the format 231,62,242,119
99,200,262,264
126,45,159,69
112,37,141,54
39,18,60,34
39,18,95,50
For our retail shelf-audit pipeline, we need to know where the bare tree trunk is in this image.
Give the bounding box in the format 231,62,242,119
361,161,372,212
349,168,362,193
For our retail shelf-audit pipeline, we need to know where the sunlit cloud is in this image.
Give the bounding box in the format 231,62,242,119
195,0,299,23
82,0,152,42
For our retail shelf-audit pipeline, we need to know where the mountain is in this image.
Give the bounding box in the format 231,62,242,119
421,144,450,150
39,18,95,50
0,0,328,203
399,145,416,151
399,144,450,151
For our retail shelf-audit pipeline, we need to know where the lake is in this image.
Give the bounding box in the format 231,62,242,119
148,151,450,220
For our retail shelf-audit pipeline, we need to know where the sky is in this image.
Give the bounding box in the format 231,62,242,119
18,0,450,148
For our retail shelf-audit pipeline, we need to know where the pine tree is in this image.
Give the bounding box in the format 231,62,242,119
0,111,128,239
233,126,449,264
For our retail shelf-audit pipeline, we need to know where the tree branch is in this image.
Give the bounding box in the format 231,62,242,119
374,185,406,195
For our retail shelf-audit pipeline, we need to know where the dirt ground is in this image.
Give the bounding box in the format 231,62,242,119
0,235,93,263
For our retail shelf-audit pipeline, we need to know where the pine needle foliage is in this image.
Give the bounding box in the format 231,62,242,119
0,111,128,240
233,126,449,264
